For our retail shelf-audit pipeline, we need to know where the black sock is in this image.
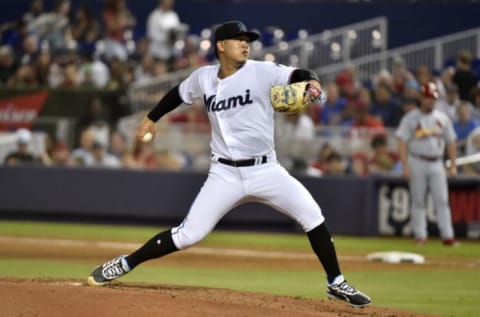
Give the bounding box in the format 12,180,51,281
307,223,342,284
126,229,178,269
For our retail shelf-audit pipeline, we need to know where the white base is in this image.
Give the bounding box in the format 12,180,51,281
366,251,425,264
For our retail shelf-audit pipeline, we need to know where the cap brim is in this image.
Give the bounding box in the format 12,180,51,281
229,31,260,42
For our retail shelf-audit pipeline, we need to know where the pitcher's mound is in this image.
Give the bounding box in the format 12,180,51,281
0,278,430,317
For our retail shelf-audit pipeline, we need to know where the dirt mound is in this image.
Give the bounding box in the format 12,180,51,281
1,278,423,317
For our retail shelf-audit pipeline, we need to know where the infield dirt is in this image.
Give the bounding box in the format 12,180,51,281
0,237,443,317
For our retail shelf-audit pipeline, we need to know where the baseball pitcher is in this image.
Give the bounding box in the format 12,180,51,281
87,20,371,307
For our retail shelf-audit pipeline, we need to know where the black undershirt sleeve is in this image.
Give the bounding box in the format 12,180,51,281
289,69,320,84
147,84,184,122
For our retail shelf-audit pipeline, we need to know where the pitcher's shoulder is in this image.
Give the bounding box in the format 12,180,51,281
191,64,219,76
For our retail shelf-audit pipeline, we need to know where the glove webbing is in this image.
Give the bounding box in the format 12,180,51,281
306,84,322,102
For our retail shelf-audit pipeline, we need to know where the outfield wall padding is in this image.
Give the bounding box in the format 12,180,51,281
0,166,374,234
1,166,479,237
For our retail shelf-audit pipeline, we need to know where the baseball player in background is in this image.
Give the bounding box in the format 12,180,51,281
88,20,371,307
396,82,458,246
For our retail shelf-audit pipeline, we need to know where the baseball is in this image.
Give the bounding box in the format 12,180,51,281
142,132,153,143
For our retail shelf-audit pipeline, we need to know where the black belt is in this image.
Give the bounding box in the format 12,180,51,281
411,154,441,162
217,156,268,167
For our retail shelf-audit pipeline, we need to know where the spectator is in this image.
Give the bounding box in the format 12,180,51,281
132,140,157,169
33,50,52,85
470,86,480,121
29,0,72,52
1,18,30,55
155,149,184,171
107,57,133,89
435,66,455,100
351,100,384,130
71,5,101,54
136,51,154,73
7,63,38,88
147,0,182,61
347,99,384,154
358,87,373,106
4,129,41,165
373,69,393,92
368,133,399,174
59,63,79,88
452,50,478,102
50,141,75,166
323,151,349,176
284,112,315,141
121,151,141,169
453,101,480,155
370,83,402,126
318,82,347,125
391,57,415,97
19,33,39,65
335,65,359,99
152,60,169,78
167,99,209,130
464,126,480,174
415,65,433,86
402,79,420,101
282,112,316,170
71,128,95,166
435,84,461,122
108,130,129,160
77,52,110,89
41,131,55,161
0,45,17,84
77,97,112,146
88,141,121,168
350,152,369,177
310,143,335,174
47,59,64,88
23,0,44,25
173,34,207,70
338,97,357,127
102,0,136,61
129,36,150,63
134,54,156,84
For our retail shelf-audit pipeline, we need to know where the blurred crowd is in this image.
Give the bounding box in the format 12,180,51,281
2,0,480,176
1,0,207,171
278,50,480,177
0,0,207,91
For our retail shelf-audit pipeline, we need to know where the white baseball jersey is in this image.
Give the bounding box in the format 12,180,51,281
179,60,295,160
171,60,325,250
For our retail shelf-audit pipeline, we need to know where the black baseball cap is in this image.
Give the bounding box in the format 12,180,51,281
214,21,260,43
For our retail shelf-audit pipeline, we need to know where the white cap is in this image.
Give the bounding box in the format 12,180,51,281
17,128,32,144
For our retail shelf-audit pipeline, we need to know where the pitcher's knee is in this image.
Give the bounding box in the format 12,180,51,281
171,226,208,250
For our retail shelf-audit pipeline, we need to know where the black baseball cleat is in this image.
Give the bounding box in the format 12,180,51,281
87,255,130,286
327,280,371,307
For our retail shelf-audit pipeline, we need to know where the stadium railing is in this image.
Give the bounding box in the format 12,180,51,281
314,27,480,84
254,16,387,69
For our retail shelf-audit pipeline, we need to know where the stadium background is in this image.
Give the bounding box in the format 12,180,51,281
1,2,480,316
1,0,480,238
2,0,480,48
